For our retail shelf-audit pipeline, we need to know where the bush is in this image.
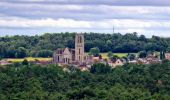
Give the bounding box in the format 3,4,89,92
90,63,111,74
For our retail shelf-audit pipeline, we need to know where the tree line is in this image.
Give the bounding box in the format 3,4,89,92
0,32,168,58
0,61,170,99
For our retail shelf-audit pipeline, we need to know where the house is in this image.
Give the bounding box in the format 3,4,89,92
129,60,138,64
165,53,170,61
108,59,124,68
145,54,160,64
35,61,52,65
79,67,89,71
0,60,12,66
136,54,160,64
92,57,100,63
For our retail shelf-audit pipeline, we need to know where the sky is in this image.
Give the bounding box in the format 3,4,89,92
0,0,170,37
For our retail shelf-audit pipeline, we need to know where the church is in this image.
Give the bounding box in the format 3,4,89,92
53,33,86,65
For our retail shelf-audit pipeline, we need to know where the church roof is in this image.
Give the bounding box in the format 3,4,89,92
55,47,75,55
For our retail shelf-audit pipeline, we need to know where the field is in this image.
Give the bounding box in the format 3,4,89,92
6,57,52,63
86,53,137,59
100,53,129,59
5,53,137,63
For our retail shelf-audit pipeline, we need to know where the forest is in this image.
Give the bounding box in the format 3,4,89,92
0,32,169,58
0,61,170,99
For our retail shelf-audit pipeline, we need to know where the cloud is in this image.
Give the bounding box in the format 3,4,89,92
0,18,91,28
0,16,170,30
2,0,170,6
0,0,170,37
1,2,170,21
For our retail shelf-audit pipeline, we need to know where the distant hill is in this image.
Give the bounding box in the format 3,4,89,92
0,32,168,58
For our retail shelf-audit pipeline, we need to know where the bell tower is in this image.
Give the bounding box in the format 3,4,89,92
75,33,85,63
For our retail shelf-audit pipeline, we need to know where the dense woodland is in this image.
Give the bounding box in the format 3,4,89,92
0,32,169,58
0,61,170,99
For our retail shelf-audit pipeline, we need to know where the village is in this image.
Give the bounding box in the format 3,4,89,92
1,33,170,71
52,33,169,71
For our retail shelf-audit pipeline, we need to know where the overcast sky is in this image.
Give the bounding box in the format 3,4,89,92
0,0,170,37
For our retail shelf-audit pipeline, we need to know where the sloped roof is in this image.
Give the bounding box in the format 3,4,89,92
55,47,75,55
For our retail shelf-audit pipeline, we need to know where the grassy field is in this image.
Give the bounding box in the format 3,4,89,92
85,53,134,59
7,57,52,63
100,53,129,59
5,53,138,63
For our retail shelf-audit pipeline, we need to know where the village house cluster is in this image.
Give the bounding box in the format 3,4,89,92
1,33,170,69
52,33,167,70
52,33,126,70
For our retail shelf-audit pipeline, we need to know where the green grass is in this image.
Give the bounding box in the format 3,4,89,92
6,57,52,63
86,52,137,59
100,53,129,59
4,52,140,63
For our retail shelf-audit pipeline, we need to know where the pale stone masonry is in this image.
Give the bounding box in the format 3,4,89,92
165,53,170,61
75,33,85,63
53,48,75,64
53,33,85,65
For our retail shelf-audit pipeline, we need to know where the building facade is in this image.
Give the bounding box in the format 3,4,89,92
53,33,85,65
165,53,170,61
75,34,85,63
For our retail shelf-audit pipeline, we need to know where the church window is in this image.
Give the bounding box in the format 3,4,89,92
78,36,80,43
58,56,59,62
79,36,82,43
79,48,81,54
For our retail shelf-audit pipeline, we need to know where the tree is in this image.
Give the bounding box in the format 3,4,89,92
22,59,29,65
89,47,100,56
139,35,147,42
147,51,154,55
15,47,27,58
166,47,170,53
107,51,113,58
139,51,147,58
90,63,111,74
110,55,119,62
0,32,170,59
160,51,165,60
128,53,136,61
1,60,170,99
106,40,112,51
37,50,53,57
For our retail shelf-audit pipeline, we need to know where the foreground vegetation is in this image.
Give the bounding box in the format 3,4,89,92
0,32,168,58
0,61,170,99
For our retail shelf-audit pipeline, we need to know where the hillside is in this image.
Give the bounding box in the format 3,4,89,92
0,62,170,99
0,32,168,59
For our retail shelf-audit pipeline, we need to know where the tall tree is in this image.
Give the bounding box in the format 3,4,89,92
89,47,100,56
15,47,27,58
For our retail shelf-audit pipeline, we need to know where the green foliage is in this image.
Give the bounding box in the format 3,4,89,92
160,51,165,60
107,51,113,58
30,50,53,57
15,47,27,58
38,50,53,57
89,47,100,56
0,33,169,58
139,51,147,58
128,53,136,61
110,55,119,62
22,59,29,65
90,63,111,74
1,53,170,99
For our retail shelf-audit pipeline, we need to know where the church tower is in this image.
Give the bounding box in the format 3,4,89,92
75,33,85,63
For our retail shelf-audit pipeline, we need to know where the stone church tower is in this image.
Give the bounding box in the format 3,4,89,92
75,33,85,63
